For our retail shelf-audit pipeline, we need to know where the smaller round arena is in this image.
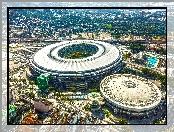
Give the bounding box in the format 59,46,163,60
100,74,162,114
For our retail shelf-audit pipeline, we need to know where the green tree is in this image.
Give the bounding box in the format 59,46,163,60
89,87,100,93
123,54,129,61
52,90,56,99
83,103,91,111
68,108,71,113
118,117,128,124
157,74,166,86
18,90,21,94
122,68,128,74
14,78,18,85
29,81,35,93
72,87,76,92
142,68,149,75
102,108,111,118
105,23,112,29
48,86,54,92
28,92,35,99
42,94,47,99
92,33,95,40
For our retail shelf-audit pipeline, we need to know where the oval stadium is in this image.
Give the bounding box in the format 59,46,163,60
27,40,123,89
100,74,162,116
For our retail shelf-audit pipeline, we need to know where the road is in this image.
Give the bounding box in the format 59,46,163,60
125,61,165,75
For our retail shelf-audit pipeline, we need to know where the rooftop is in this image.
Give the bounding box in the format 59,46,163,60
100,74,162,112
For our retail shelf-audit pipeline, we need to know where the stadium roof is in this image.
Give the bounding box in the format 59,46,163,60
33,40,121,72
100,74,162,112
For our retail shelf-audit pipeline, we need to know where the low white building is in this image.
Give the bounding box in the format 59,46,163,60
43,117,52,124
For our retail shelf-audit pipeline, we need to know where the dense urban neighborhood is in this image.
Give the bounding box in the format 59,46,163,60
7,8,167,126
1,2,174,132
9,8,166,43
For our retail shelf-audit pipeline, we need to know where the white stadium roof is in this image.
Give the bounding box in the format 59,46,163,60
33,40,121,72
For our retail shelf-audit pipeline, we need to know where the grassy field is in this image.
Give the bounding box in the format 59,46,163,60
65,51,93,59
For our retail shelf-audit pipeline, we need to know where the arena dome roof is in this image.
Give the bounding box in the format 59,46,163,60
100,74,162,112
